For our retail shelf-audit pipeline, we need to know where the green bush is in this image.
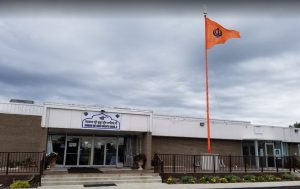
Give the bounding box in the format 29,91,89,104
207,176,218,183
9,180,30,189
275,177,282,181
166,176,175,184
265,175,276,182
180,176,195,184
281,172,296,181
218,177,228,183
243,175,256,182
199,176,208,183
224,175,240,183
256,176,266,182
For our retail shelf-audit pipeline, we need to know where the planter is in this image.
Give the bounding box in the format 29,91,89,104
137,161,144,170
46,152,58,170
49,158,57,170
134,154,147,170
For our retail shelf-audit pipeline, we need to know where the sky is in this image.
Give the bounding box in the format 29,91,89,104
0,1,300,126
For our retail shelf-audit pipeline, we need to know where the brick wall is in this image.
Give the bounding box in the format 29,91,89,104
0,113,47,152
152,136,242,155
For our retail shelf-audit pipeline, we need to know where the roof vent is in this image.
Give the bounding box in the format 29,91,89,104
9,99,34,104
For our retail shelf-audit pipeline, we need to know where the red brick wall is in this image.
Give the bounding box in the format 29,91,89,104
152,136,242,155
0,113,47,152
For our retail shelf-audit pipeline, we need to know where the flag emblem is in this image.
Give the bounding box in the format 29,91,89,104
213,28,222,38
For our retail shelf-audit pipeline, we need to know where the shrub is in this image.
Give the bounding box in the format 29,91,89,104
243,175,256,182
275,177,282,181
207,176,218,183
166,176,175,184
199,176,208,183
225,175,240,183
281,172,296,181
256,176,266,182
218,177,228,183
9,180,30,189
180,176,195,184
265,175,276,182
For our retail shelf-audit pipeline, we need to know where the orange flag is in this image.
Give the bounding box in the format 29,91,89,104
205,17,240,49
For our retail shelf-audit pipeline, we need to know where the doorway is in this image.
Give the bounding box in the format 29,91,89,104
265,143,275,167
93,138,117,166
65,137,80,165
63,136,118,166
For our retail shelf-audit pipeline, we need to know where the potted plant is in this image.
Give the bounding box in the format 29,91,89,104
134,153,147,170
46,152,58,170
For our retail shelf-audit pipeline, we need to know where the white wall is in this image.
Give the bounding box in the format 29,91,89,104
152,115,300,143
0,102,43,116
1,102,299,143
42,104,151,132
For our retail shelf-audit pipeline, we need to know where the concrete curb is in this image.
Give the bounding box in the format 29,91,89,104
39,181,300,189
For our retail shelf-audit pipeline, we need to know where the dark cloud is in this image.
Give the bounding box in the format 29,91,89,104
0,2,300,126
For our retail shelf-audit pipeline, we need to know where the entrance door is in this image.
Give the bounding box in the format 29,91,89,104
79,137,92,165
93,138,117,166
65,137,79,165
93,138,106,165
65,137,93,166
265,143,275,167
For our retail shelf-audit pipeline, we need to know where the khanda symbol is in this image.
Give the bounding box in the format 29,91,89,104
213,28,222,38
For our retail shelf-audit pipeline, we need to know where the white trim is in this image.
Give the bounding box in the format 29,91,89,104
44,102,153,116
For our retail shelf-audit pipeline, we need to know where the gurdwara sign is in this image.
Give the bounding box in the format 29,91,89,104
81,111,121,130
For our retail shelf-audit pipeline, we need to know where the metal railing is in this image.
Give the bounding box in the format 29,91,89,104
0,152,45,175
153,153,297,174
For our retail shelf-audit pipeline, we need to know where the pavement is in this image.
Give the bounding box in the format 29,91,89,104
39,181,300,189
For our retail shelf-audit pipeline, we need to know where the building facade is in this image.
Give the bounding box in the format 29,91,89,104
0,102,299,169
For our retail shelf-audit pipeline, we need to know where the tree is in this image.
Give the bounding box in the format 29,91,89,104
290,122,300,128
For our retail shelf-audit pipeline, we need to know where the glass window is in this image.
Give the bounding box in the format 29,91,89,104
242,141,255,156
258,141,265,156
282,143,289,156
118,137,124,164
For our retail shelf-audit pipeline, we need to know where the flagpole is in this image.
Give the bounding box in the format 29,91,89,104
204,13,211,154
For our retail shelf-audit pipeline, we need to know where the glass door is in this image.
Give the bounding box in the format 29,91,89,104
79,137,92,165
65,137,79,165
105,138,117,165
93,138,117,166
93,138,106,165
265,143,275,167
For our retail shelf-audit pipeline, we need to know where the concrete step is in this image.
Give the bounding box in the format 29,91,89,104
43,173,159,178
41,174,162,186
41,179,162,186
42,176,161,182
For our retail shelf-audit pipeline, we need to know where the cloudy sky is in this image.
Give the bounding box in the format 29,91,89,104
0,1,300,126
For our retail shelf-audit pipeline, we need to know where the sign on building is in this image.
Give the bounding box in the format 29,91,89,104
81,111,121,130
